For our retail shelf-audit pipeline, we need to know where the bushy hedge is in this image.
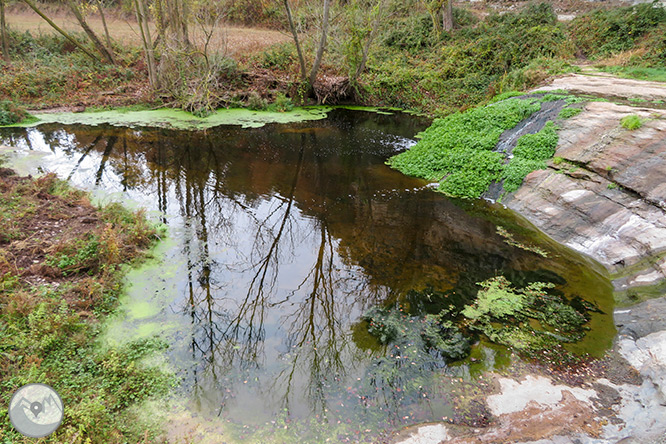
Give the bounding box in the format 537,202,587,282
569,2,666,58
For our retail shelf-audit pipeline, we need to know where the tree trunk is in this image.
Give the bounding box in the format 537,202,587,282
352,0,386,83
423,0,444,37
134,0,159,88
66,0,115,64
442,0,453,32
0,0,9,62
97,0,113,54
309,0,331,86
179,0,190,47
22,0,102,63
282,0,307,82
152,0,166,48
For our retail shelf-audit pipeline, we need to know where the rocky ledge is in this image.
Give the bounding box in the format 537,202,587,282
394,73,666,444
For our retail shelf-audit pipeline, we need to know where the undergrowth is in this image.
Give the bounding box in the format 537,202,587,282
0,30,144,108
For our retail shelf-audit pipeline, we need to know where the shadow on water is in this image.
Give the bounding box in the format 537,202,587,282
0,109,615,441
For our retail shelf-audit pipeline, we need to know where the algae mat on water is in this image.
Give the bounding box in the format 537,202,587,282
10,106,335,130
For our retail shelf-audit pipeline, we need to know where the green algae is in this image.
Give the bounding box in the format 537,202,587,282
6,106,334,130
0,105,425,131
334,105,396,115
615,279,666,307
101,233,184,347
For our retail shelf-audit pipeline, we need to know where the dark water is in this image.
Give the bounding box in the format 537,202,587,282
0,109,615,441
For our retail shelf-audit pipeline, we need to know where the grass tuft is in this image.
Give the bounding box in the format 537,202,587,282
621,114,643,130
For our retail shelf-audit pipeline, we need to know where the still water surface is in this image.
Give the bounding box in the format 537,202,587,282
1,109,614,441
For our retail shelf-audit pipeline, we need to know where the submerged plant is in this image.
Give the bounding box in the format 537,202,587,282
462,276,591,354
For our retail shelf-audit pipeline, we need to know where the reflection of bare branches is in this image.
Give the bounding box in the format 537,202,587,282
274,223,348,416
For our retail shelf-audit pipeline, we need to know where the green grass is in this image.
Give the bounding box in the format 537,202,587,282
599,66,666,83
621,114,643,130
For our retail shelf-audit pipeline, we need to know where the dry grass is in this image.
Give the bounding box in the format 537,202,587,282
5,9,289,58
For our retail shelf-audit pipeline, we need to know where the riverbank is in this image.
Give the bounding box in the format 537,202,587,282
0,167,173,443
2,1,664,117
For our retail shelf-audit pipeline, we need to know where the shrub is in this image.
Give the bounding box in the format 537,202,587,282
0,101,30,125
569,3,666,58
260,43,296,70
268,92,294,112
381,13,435,52
247,91,268,110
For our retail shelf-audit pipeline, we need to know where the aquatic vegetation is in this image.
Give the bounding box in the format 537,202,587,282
462,276,591,353
363,305,471,361
496,226,548,257
363,275,595,371
386,97,540,198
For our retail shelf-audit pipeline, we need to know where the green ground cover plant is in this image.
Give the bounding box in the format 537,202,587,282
569,2,666,59
558,106,583,119
387,97,562,198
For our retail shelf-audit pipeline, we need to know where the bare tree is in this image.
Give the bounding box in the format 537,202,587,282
65,0,116,64
309,0,331,85
350,0,387,84
282,0,333,88
0,0,9,62
96,0,113,54
282,0,307,82
134,0,159,88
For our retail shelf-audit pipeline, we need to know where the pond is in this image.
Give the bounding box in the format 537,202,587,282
0,108,615,442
